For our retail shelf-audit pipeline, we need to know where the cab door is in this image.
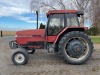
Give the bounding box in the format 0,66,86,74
46,14,65,42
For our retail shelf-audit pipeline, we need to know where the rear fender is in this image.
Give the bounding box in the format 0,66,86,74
55,27,87,43
54,27,88,52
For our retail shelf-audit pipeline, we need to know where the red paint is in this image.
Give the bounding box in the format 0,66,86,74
47,10,78,16
16,29,45,45
46,36,57,42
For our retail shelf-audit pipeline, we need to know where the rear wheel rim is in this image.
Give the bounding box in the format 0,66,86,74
14,53,25,64
65,37,89,61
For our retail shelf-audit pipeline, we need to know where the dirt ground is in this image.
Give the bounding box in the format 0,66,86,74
0,36,100,75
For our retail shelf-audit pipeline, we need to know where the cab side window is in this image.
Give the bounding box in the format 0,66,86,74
48,14,64,36
67,14,79,26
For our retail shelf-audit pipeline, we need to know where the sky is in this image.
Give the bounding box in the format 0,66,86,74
0,0,47,31
0,0,91,31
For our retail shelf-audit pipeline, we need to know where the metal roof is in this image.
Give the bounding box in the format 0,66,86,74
47,10,78,16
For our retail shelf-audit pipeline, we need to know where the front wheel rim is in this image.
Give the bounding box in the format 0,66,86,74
14,53,25,64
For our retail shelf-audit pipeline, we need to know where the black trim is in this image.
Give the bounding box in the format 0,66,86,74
46,14,51,36
23,42,44,49
45,14,51,49
64,14,67,27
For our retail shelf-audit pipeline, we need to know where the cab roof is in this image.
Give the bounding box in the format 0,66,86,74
47,10,78,16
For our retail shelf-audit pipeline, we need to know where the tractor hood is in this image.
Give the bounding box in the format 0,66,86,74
16,29,45,45
16,29,45,37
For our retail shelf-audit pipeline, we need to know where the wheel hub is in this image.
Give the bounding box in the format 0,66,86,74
67,40,85,58
15,53,25,63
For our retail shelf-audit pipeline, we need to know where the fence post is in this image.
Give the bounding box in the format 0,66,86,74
1,30,2,37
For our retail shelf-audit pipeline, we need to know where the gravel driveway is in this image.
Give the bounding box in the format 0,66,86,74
0,36,100,75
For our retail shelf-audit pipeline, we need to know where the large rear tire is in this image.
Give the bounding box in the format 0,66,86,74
12,49,29,65
58,31,93,65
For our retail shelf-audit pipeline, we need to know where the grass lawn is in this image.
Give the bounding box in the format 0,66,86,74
90,36,100,44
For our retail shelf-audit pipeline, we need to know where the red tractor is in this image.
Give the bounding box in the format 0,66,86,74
10,10,93,65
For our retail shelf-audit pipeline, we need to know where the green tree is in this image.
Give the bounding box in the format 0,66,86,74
86,26,99,35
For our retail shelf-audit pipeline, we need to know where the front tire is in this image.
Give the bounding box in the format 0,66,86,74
58,31,93,65
12,49,29,65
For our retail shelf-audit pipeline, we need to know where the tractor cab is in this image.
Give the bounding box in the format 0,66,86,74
47,10,84,36
46,10,85,44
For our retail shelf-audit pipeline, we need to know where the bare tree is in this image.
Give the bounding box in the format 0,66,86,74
30,0,91,13
71,0,90,11
30,0,71,13
30,0,91,26
70,0,91,26
90,0,100,29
